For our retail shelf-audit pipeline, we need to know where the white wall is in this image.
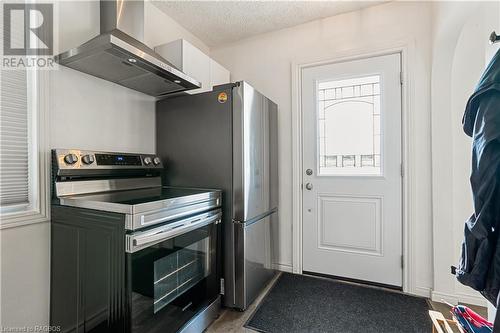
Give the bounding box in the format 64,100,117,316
145,1,209,55
0,223,50,327
0,1,210,327
431,1,500,306
211,1,434,294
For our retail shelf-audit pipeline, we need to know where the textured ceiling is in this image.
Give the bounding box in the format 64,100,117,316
152,1,386,47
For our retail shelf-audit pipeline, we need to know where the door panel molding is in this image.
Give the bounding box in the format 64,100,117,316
291,42,421,295
317,194,383,256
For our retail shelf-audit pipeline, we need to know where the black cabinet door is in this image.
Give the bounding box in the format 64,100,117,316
51,206,126,333
51,223,80,331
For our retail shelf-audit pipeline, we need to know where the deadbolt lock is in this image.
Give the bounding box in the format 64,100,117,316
306,169,313,176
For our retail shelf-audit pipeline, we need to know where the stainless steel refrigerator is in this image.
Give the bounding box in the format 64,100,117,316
156,81,278,310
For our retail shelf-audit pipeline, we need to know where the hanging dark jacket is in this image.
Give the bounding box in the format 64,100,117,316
456,48,500,307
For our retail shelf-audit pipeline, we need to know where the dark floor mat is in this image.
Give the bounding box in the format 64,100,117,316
245,273,431,333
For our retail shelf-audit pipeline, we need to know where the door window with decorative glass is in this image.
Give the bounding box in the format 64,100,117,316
317,75,381,176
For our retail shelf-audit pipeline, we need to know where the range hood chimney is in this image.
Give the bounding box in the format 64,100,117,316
55,0,201,96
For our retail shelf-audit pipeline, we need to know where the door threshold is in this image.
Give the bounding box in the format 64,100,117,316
302,270,402,291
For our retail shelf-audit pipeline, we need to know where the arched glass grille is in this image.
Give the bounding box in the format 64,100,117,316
317,75,381,175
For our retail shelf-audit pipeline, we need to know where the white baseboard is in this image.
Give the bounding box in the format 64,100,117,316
431,290,487,307
273,263,293,273
456,292,488,307
431,291,459,305
412,286,432,298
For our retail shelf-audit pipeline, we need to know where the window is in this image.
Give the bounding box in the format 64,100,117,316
0,1,51,226
0,64,48,226
1,68,32,213
317,75,381,176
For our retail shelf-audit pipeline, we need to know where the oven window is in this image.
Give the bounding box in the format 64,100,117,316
154,237,210,313
129,222,218,333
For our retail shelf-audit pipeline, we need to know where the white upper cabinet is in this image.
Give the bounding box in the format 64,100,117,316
155,39,230,94
210,58,230,89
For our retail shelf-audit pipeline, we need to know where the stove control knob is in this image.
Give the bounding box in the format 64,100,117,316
82,154,95,165
143,157,152,165
153,157,161,166
64,153,78,165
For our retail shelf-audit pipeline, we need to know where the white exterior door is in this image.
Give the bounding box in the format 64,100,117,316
301,53,403,287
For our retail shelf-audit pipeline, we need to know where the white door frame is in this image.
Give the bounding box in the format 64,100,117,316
291,42,419,296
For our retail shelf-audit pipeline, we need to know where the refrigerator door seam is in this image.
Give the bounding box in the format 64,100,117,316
232,208,278,227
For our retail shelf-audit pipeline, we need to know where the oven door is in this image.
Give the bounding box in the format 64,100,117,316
126,209,221,333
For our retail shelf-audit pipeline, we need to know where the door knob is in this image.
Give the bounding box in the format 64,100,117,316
305,183,313,190
306,169,313,175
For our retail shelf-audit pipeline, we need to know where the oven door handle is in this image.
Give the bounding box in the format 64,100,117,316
127,211,221,252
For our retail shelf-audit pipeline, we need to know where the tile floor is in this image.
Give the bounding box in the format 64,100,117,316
206,272,488,333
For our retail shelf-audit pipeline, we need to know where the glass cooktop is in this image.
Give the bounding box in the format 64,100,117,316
57,186,221,215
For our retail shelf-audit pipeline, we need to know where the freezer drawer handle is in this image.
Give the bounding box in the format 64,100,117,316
128,212,221,252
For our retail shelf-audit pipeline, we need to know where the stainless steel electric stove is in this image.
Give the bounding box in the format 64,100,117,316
50,149,222,333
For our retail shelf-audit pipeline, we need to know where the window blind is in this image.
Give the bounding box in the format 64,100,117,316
0,68,30,207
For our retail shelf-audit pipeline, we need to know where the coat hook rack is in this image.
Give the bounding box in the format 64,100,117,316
490,31,500,44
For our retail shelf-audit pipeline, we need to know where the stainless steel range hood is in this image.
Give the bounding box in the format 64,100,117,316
55,1,201,96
